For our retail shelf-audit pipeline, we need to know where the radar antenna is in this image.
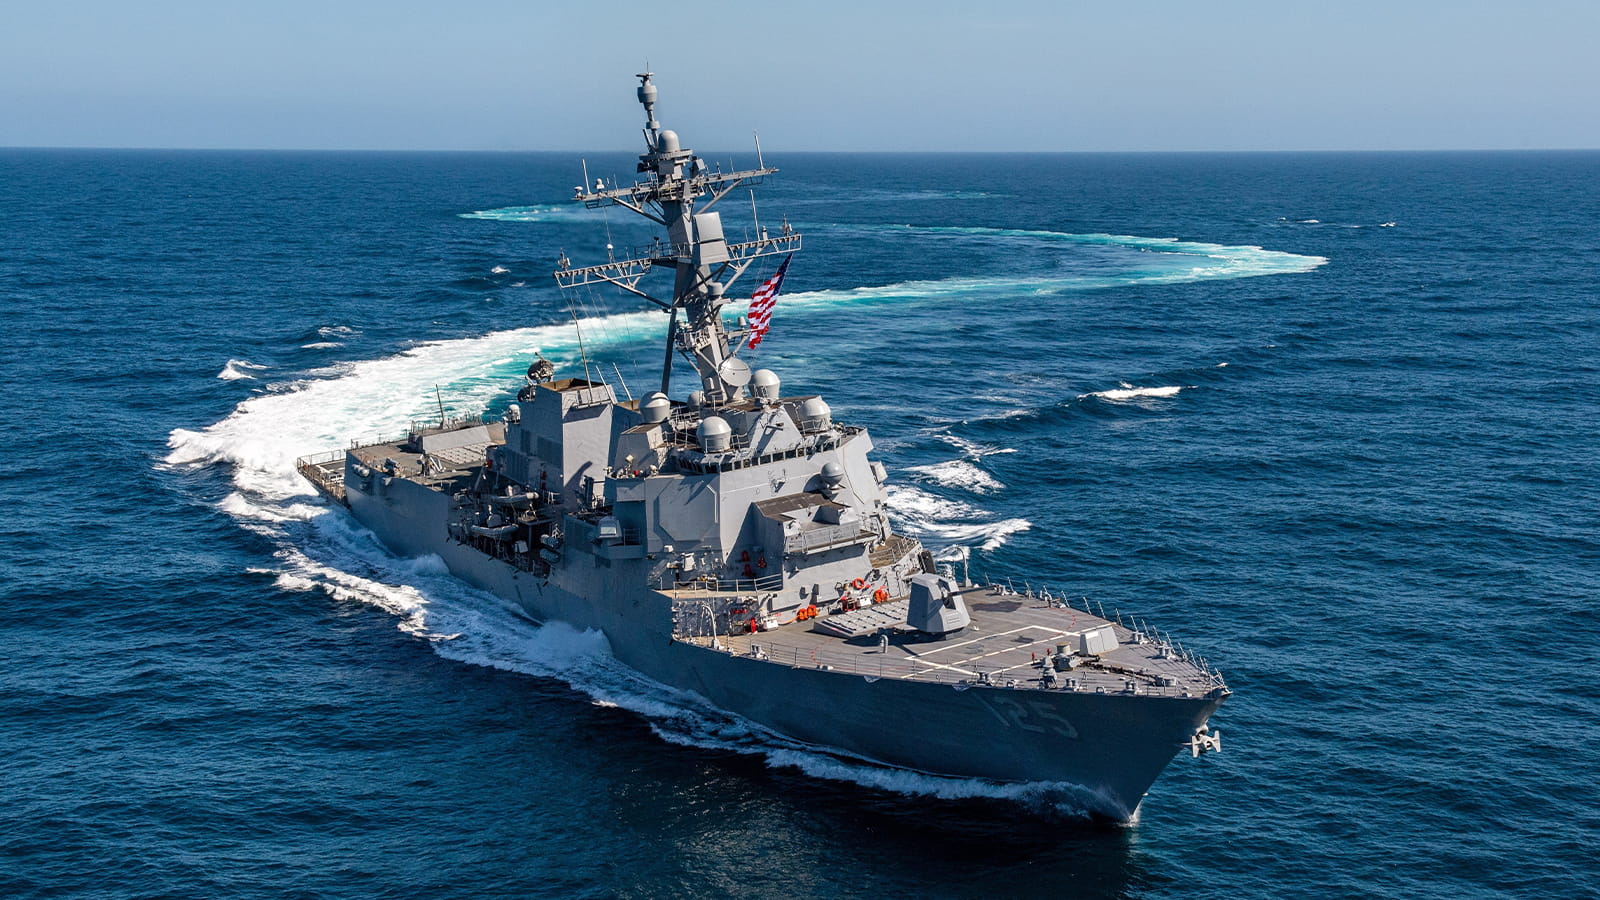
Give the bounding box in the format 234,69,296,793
553,74,802,403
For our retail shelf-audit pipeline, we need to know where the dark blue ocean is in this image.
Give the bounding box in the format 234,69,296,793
3,147,1597,898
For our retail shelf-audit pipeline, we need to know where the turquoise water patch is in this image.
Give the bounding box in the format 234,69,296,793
459,204,592,222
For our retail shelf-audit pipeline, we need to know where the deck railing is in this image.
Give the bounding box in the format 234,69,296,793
294,450,348,506
683,633,1224,698
664,573,785,594
786,524,878,556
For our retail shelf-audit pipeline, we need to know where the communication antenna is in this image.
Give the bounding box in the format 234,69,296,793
611,363,634,402
754,130,765,169
434,384,447,427
568,305,596,387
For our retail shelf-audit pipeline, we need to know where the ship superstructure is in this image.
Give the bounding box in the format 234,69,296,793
297,74,1228,820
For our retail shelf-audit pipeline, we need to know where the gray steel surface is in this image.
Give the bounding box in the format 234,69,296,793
295,73,1229,820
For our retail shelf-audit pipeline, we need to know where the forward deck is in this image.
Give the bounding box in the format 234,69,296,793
681,587,1227,700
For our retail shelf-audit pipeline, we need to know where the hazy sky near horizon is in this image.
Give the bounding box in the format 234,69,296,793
3,0,1596,152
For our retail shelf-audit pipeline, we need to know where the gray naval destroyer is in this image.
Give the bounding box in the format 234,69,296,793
297,74,1228,820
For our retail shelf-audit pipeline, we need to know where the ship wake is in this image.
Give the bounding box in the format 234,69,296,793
158,224,1294,817
164,354,1109,819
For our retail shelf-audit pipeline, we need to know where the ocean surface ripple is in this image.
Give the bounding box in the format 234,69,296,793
3,149,1597,899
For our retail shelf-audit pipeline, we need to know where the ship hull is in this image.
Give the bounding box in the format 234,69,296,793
347,478,1214,819
321,73,1228,822
664,643,1219,818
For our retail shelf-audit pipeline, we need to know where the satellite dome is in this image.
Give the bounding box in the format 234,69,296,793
696,415,733,452
820,461,846,485
658,130,681,153
717,357,752,388
751,369,781,401
641,393,670,424
798,397,832,432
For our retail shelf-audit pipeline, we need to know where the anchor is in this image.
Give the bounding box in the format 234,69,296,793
1186,726,1223,758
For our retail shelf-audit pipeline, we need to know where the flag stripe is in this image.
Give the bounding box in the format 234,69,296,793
746,255,792,347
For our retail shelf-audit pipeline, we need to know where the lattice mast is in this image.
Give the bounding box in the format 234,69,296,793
553,73,802,399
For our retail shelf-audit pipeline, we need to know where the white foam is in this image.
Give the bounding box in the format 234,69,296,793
885,484,982,521
170,226,1317,812
218,491,322,524
490,265,509,274
458,221,1325,331
882,226,1329,287
300,341,343,349
970,407,1034,425
970,519,1030,551
1081,384,1185,402
164,315,656,499
253,522,1097,809
217,359,268,381
938,434,1017,459
905,459,1003,494
273,572,319,593
778,752,1116,815
904,434,1016,493
459,204,590,223
885,485,1031,551
173,337,1091,811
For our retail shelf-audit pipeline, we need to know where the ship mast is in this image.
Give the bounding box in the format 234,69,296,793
553,73,802,401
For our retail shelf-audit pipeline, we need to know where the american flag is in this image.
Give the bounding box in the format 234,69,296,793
746,254,792,347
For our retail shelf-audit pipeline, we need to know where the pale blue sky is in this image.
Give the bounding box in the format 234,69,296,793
3,0,1596,151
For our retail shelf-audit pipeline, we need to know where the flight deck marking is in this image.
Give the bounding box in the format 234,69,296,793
897,658,978,678
894,626,1076,680
920,625,1073,667
913,624,1037,655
